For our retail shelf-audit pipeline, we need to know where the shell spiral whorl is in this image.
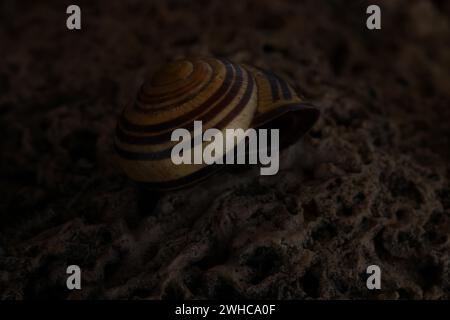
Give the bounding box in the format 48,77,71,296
115,57,320,190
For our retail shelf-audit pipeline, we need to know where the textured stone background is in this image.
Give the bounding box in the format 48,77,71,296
1,0,450,299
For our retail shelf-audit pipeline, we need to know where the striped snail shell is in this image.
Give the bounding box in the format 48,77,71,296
114,57,320,190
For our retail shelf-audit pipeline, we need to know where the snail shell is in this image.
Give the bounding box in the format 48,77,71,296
114,57,319,190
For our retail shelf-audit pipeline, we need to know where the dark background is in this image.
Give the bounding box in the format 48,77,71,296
0,0,449,299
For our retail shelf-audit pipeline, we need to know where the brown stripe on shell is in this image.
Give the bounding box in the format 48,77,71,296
138,62,210,101
138,73,205,104
131,61,233,124
256,67,293,101
135,71,215,113
261,69,280,101
114,66,255,160
276,75,292,100
135,64,214,112
114,57,320,189
117,60,237,136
